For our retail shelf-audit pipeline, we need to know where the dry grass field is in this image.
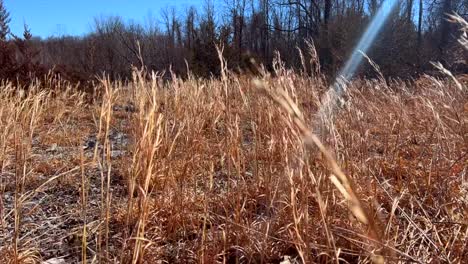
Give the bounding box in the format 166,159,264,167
0,59,467,263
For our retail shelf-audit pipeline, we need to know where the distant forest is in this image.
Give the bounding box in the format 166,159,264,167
1,0,467,82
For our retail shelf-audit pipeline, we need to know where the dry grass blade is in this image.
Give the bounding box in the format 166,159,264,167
430,62,465,91
447,13,468,50
253,78,386,263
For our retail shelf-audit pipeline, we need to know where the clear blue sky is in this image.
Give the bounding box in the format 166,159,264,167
5,0,208,38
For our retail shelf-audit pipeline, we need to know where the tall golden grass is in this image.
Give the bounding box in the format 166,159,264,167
0,21,467,263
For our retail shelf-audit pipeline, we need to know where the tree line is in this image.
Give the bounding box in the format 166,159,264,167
1,0,467,83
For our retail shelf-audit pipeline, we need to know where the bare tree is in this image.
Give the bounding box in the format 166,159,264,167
418,0,423,49
407,0,414,23
439,0,454,60
184,7,197,49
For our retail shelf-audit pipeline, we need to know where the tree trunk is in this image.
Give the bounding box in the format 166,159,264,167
323,0,333,72
324,0,331,26
407,0,414,24
439,0,452,60
262,0,269,61
370,0,378,15
417,0,422,48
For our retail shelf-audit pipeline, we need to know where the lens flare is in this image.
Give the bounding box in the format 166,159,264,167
339,0,398,79
316,0,398,130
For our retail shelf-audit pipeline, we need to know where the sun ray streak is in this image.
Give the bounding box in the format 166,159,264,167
316,0,399,130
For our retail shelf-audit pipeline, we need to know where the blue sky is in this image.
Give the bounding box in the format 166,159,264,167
5,0,207,38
